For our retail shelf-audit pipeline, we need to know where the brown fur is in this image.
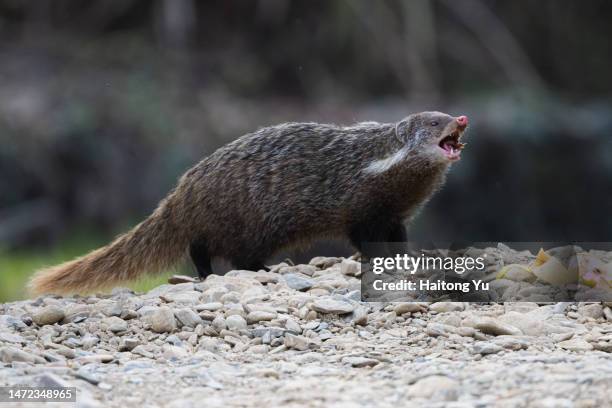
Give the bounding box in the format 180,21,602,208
28,111,467,295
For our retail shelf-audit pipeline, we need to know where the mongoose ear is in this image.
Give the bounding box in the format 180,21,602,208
395,116,415,143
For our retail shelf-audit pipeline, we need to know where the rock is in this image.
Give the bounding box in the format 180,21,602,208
342,356,379,367
339,259,361,276
425,323,454,337
504,302,540,314
593,341,612,353
472,341,504,355
0,315,27,330
225,315,247,331
146,283,195,297
558,338,593,352
148,307,177,333
429,302,465,313
0,332,26,344
197,275,262,294
81,334,100,350
160,291,202,304
249,344,270,354
104,316,128,333
579,304,604,320
35,373,72,388
284,334,311,351
284,318,302,334
63,304,91,323
407,375,459,400
77,354,114,364
531,398,573,408
174,308,202,328
119,337,139,352
311,297,354,314
309,256,342,269
95,300,123,317
163,345,188,360
499,310,573,336
220,292,241,304
491,336,530,350
195,302,224,312
283,274,314,291
472,317,522,336
246,311,277,324
212,315,227,331
393,303,425,314
351,306,369,326
32,306,65,326
0,346,45,364
604,307,612,321
456,327,477,338
434,313,462,327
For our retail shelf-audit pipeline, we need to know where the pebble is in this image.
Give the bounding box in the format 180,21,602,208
558,338,594,352
174,308,202,328
407,375,459,400
278,265,318,277
246,311,277,324
163,345,188,360
284,318,302,334
309,256,342,269
195,302,224,312
311,297,354,314
32,306,65,326
160,291,202,304
394,303,424,314
471,317,523,336
0,332,26,344
0,315,27,330
579,304,604,320
284,334,311,351
119,337,139,352
104,316,128,333
81,334,100,350
342,356,379,367
472,342,504,355
283,274,314,291
339,259,361,276
0,346,45,364
429,302,465,313
226,315,247,331
148,307,177,333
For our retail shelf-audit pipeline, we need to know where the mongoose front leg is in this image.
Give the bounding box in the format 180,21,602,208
189,238,213,280
349,218,406,259
233,258,268,272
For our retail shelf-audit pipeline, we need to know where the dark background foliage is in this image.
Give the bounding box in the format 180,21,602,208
1,0,611,259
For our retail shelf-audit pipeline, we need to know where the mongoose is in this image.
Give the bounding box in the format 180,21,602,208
28,111,469,295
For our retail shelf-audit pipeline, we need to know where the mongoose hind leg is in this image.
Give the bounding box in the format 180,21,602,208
189,238,213,280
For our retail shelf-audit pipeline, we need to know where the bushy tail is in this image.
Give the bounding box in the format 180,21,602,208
28,193,191,296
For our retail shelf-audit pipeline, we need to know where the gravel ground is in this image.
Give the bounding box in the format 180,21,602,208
1,254,611,407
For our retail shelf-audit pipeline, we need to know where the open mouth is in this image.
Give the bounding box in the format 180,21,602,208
438,130,465,161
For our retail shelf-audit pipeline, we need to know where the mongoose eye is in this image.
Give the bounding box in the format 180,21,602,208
430,121,439,126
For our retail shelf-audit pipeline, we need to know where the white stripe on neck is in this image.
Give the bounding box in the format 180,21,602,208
363,147,410,175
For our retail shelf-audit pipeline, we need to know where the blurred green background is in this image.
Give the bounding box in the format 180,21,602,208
1,0,612,301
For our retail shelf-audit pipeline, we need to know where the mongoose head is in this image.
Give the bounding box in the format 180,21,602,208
396,111,468,163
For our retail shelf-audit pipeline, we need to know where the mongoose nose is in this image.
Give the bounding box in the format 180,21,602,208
456,115,468,129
